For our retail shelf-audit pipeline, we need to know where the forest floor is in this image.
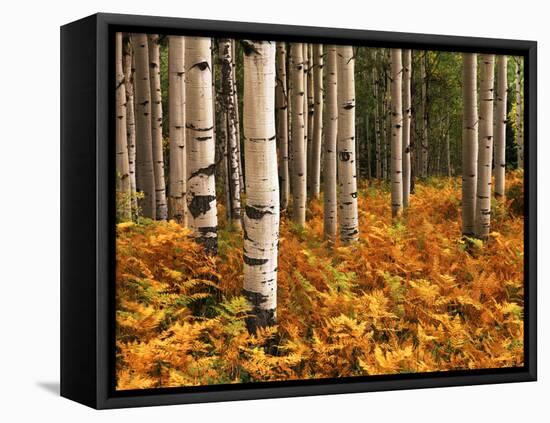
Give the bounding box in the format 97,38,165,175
115,171,525,390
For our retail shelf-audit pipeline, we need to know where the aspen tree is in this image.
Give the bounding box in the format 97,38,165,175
306,44,315,197
132,33,156,219
324,45,338,241
290,43,306,225
515,59,523,168
402,49,412,207
390,49,403,218
242,41,279,331
116,32,131,220
148,34,168,220
122,35,137,207
219,38,242,228
232,40,245,192
276,42,290,210
475,54,495,240
373,53,382,180
337,46,359,243
420,51,429,177
185,37,218,254
461,53,478,237
303,43,309,193
310,44,323,199
168,36,187,224
494,55,508,198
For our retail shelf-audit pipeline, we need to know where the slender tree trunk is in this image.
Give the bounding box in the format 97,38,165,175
303,44,310,197
390,49,403,218
185,37,218,254
276,42,290,210
310,44,324,200
494,55,508,198
232,40,245,192
242,41,278,332
461,53,478,237
402,49,412,207
132,34,156,219
148,35,168,220
365,112,372,179
514,59,523,168
122,35,137,212
219,39,242,228
116,33,131,220
373,56,381,180
474,55,495,240
420,51,428,177
290,43,306,225
168,36,187,225
324,45,338,241
337,46,359,243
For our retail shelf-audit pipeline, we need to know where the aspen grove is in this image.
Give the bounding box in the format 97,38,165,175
115,35,525,389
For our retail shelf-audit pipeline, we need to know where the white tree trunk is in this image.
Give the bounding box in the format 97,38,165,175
276,42,290,211
122,35,137,210
337,46,359,243
390,49,403,218
310,44,323,200
474,54,495,240
420,51,428,177
132,33,156,219
323,45,338,241
116,32,131,220
168,36,187,225
461,53,478,237
290,43,306,225
148,34,168,220
242,41,279,331
515,59,523,168
373,55,381,180
219,38,242,228
494,55,508,199
185,37,218,253
402,49,412,208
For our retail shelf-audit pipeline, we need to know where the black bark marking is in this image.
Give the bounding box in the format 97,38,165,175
241,40,261,56
243,255,269,266
186,123,214,132
190,61,210,72
339,152,351,162
187,195,216,218
245,205,275,220
189,163,216,179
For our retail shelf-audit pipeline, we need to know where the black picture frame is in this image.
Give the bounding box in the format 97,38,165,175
60,12,537,409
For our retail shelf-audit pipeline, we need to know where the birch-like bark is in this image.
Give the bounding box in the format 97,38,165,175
420,51,428,177
303,44,310,196
323,45,338,241
514,59,523,168
402,49,412,208
373,54,381,180
219,38,242,228
116,32,131,220
276,42,290,210
290,43,306,225
494,55,508,198
132,34,156,219
168,36,187,225
337,46,359,243
475,54,495,240
122,35,137,209
310,44,323,199
185,37,218,254
306,44,315,198
390,49,403,218
461,53,478,236
148,35,168,220
242,41,279,331
232,40,245,193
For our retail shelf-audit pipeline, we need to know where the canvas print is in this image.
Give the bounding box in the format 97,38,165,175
114,32,525,391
